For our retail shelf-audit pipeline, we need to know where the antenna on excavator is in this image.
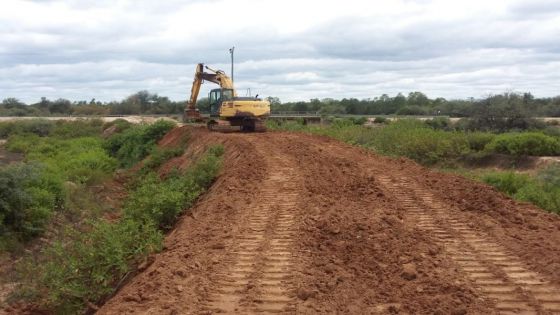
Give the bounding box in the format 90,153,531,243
229,46,235,83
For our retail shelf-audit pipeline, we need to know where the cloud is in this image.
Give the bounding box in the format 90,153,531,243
0,0,559,103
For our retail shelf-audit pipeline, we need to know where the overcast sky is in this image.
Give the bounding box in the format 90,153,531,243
1,0,559,103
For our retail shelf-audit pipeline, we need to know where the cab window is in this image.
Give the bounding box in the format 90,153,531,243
222,89,234,101
209,90,221,104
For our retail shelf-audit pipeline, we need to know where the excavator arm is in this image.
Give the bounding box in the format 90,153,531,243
185,63,236,120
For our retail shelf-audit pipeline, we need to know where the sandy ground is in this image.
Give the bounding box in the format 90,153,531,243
88,127,560,314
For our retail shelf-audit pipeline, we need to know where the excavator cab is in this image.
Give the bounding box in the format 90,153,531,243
208,88,234,116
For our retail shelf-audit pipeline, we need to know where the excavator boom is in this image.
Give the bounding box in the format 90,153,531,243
185,63,238,120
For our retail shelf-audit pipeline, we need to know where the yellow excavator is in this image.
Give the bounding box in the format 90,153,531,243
184,63,270,132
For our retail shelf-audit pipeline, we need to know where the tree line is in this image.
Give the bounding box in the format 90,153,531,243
2,90,559,117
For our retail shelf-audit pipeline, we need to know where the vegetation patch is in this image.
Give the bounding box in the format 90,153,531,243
485,132,560,156
482,165,560,214
14,141,223,313
103,120,176,167
0,163,63,247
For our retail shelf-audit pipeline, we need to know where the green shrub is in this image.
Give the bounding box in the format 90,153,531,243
104,120,176,167
485,132,560,156
366,120,470,165
350,117,368,125
465,132,495,151
482,168,560,214
1,133,117,247
0,119,105,139
16,145,223,313
396,106,427,116
12,136,118,185
516,184,560,214
482,172,532,195
373,116,387,124
50,119,104,139
22,219,162,313
103,118,132,133
330,118,356,128
124,145,223,229
139,147,184,174
266,120,307,131
424,117,452,130
0,120,54,139
0,163,63,242
537,164,560,186
5,133,42,153
542,126,560,138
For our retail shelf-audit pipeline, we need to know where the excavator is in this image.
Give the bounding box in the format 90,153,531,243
184,63,270,132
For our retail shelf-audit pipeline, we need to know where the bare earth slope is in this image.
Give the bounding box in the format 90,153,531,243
98,127,560,315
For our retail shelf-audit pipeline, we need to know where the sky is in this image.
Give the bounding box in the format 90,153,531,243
1,0,559,103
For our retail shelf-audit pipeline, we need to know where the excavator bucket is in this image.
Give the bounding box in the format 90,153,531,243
184,101,203,122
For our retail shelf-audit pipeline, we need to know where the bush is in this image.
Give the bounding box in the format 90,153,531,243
485,132,560,156
482,172,532,195
0,164,63,243
139,147,184,174
104,120,176,167
0,120,54,139
350,117,367,125
366,120,471,165
102,118,132,133
21,219,162,313
482,168,560,214
465,132,495,151
537,164,560,186
17,145,223,313
9,136,118,185
396,106,427,116
124,145,223,228
373,116,387,124
266,120,307,132
5,133,42,153
50,119,104,139
424,117,452,130
0,119,105,139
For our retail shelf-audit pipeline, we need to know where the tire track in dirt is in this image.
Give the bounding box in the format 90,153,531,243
203,145,299,313
378,175,560,314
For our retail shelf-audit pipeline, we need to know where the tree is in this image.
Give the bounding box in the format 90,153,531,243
407,91,430,107
266,96,281,107
2,98,26,109
49,98,72,115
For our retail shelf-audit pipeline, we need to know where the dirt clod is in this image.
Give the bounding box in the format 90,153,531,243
296,288,316,301
401,263,417,280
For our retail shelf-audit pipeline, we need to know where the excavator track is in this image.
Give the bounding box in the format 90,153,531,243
377,175,560,314
207,119,267,133
204,153,298,313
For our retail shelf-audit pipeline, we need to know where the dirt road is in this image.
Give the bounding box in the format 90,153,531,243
98,127,560,314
